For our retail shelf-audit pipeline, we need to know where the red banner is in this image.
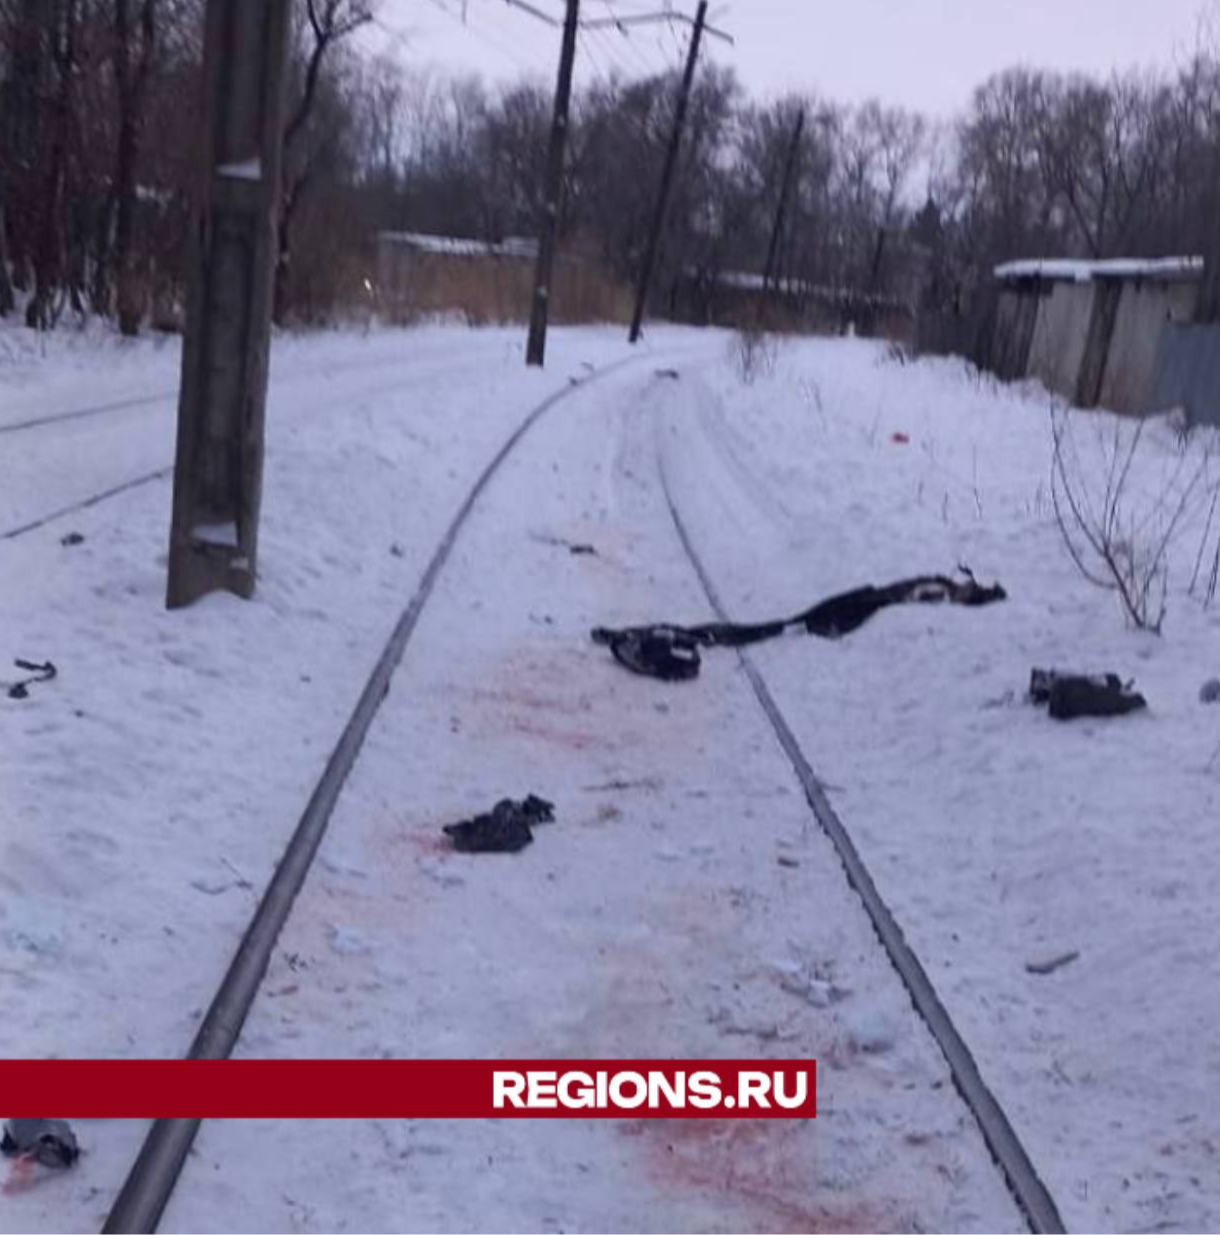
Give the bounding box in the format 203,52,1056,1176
0,1061,816,1119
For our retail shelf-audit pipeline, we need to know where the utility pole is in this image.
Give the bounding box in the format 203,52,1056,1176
628,0,707,344
526,0,580,367
165,0,292,609
762,108,805,300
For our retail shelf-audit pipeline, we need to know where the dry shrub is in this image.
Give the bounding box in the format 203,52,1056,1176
1050,405,1215,632
731,302,780,385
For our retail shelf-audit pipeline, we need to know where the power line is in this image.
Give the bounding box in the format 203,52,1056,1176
592,0,679,76
576,27,619,82
485,0,733,44
589,19,655,78
386,0,555,77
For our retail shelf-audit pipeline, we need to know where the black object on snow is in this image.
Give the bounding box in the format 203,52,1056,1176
7,660,57,700
592,626,703,681
2,1119,80,1169
443,795,555,854
800,573,1006,638
593,570,1006,681
1029,668,1147,720
60,532,85,547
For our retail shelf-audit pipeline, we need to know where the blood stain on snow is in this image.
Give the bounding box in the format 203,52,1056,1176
625,1118,893,1234
465,685,592,717
506,715,598,750
397,828,453,857
2,1157,38,1196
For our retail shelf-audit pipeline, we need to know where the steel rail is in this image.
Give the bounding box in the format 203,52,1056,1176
101,352,650,1234
656,433,1066,1235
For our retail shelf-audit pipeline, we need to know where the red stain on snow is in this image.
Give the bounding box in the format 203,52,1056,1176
399,829,452,856
507,715,598,750
627,1119,892,1234
2,1157,37,1196
465,685,591,716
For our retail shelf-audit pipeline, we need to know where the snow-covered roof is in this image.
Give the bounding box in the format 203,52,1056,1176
697,267,909,311
716,270,796,293
379,231,538,260
994,256,1203,283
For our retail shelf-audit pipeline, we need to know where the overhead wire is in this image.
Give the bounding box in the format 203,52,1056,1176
386,0,556,78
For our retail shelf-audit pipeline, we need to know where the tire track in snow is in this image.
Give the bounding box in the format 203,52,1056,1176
653,407,1066,1235
100,351,658,1235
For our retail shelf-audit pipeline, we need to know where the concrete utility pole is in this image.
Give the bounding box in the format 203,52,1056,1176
165,0,292,609
762,108,805,300
526,0,580,367
628,0,707,344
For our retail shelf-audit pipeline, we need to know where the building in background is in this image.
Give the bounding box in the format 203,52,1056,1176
376,232,629,326
983,257,1218,422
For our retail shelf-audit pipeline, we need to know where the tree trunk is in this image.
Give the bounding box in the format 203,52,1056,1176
113,0,155,335
114,98,141,333
25,0,80,331
0,201,15,316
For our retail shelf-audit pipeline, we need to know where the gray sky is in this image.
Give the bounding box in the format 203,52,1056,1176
371,0,1211,116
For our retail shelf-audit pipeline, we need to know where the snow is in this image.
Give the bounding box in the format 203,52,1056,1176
995,256,1204,282
708,267,907,306
2,319,1220,1232
215,158,262,182
378,232,538,260
191,521,239,548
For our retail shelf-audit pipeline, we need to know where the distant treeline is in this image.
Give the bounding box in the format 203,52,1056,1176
2,0,1219,331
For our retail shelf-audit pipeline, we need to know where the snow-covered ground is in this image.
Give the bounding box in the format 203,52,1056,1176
2,321,1218,1233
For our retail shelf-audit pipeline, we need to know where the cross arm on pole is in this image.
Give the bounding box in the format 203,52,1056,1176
579,11,733,45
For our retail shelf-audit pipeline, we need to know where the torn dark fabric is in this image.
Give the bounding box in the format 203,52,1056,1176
443,796,556,854
593,570,1006,681
1029,668,1147,720
2,1119,79,1169
798,574,1006,638
590,617,789,682
6,659,57,700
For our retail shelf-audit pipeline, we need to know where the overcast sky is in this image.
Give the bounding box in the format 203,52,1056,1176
370,0,1212,116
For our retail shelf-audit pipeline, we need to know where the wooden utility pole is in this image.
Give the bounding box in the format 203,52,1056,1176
628,0,707,344
762,108,804,299
165,0,292,609
526,0,580,367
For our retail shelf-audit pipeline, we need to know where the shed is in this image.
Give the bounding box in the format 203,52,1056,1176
991,256,1202,413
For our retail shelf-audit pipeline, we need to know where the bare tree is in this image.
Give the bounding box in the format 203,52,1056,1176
111,0,157,332
274,0,374,322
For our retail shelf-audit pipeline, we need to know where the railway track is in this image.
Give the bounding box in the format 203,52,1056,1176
0,393,172,437
73,352,1061,1233
0,337,523,543
653,422,1065,1235
0,330,517,439
0,468,171,542
100,352,651,1234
